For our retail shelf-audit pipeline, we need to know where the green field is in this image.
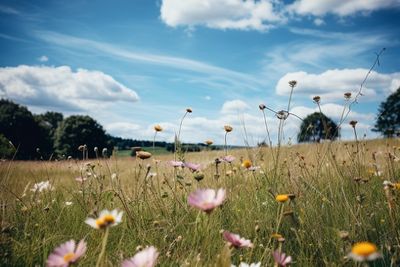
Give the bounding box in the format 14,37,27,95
1,139,400,266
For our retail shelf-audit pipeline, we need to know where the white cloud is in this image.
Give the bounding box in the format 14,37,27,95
276,68,400,101
160,0,285,31
0,65,139,111
287,0,400,17
105,122,141,138
221,99,249,114
313,18,325,26
38,55,48,62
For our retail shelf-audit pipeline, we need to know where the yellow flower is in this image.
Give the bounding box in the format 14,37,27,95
242,160,252,169
275,194,289,203
348,242,381,262
394,183,400,190
271,233,283,240
85,209,123,229
154,125,163,132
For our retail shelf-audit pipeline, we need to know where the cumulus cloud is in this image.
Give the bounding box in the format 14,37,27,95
287,0,400,17
276,69,400,101
160,0,285,31
221,99,249,114
0,65,139,111
38,55,48,62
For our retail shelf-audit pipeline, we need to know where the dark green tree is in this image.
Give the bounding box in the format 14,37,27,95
373,87,400,137
0,99,52,159
297,112,339,143
35,112,63,140
54,115,109,159
0,134,15,159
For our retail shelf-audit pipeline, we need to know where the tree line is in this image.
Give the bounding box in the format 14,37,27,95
0,99,221,160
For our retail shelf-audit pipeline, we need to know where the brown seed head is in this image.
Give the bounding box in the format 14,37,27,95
205,140,213,145
186,108,192,113
224,125,233,132
259,103,266,110
349,120,358,128
344,92,352,99
288,80,297,87
313,96,321,103
136,151,152,160
154,124,163,132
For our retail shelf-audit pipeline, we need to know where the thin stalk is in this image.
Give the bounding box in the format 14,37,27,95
96,227,109,267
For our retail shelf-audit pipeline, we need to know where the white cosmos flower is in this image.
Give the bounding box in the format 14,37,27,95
31,181,54,192
85,209,123,229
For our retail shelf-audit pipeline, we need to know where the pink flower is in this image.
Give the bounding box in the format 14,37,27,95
188,188,226,213
223,231,253,249
222,155,235,163
169,161,184,167
273,250,292,266
47,239,86,267
121,246,159,267
184,162,201,172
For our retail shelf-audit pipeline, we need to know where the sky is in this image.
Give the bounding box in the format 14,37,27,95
0,0,399,146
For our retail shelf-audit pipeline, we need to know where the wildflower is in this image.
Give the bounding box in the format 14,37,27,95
169,160,184,167
186,108,193,113
121,246,159,267
65,201,73,206
288,80,297,87
259,104,266,110
154,125,163,132
85,209,123,229
188,188,226,213
394,183,400,190
75,177,87,183
136,151,152,160
194,172,205,182
275,194,289,203
222,155,235,163
313,96,321,103
247,166,260,172
344,92,352,99
348,242,381,262
31,181,54,192
47,239,86,267
242,160,252,169
223,231,253,248
184,162,201,172
205,140,213,145
349,120,358,128
224,125,233,132
231,263,261,267
273,250,292,266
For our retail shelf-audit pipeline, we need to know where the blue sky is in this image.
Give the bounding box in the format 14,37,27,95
0,0,400,145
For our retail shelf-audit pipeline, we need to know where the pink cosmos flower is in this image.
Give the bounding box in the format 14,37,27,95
273,250,292,266
223,231,253,249
184,162,201,172
121,246,159,267
188,188,226,213
47,239,86,267
222,155,235,163
169,161,184,167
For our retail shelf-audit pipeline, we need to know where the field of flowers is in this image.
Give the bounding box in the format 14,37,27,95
1,136,399,266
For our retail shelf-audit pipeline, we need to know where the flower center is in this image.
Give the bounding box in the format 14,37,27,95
104,214,115,224
352,242,377,256
63,252,75,262
276,194,289,203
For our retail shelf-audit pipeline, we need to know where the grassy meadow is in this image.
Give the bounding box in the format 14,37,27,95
1,138,400,267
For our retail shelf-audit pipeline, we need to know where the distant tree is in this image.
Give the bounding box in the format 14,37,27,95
0,99,51,159
35,112,63,140
373,87,400,137
54,115,109,159
297,112,339,143
0,134,15,159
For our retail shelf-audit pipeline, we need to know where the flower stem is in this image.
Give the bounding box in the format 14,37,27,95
96,227,109,267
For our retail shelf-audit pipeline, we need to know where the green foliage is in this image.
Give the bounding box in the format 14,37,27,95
297,112,339,143
0,134,15,159
373,87,400,137
54,115,110,159
0,99,52,159
34,111,63,141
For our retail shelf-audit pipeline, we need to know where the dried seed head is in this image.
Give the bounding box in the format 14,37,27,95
259,103,266,110
224,125,233,132
276,110,288,120
349,120,358,128
186,108,193,113
288,80,297,87
313,96,321,103
154,124,163,132
344,92,352,99
205,140,213,145
136,151,152,160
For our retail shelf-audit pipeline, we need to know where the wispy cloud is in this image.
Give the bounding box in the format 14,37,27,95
34,31,264,92
0,4,20,15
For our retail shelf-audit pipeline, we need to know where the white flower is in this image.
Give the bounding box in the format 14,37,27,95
31,181,54,192
231,263,261,267
85,209,123,229
65,201,73,206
